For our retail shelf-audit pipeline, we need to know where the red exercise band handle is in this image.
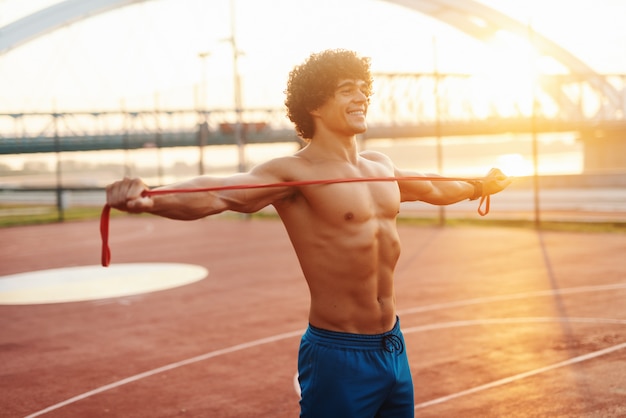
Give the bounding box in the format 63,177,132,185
100,204,112,267
100,176,490,267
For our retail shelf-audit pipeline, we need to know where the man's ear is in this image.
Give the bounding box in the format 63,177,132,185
309,107,320,117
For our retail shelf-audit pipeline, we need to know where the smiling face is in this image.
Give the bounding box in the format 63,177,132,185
284,49,373,141
311,79,370,138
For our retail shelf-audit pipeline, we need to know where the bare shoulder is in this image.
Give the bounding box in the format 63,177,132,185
359,150,394,167
250,154,310,180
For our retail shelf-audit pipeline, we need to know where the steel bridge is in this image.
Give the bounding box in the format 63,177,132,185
1,0,625,171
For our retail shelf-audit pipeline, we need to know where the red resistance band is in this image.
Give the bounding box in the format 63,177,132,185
100,176,490,267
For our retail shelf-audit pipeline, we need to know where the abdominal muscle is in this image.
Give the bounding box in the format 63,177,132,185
273,162,403,335
307,278,397,335
288,216,401,335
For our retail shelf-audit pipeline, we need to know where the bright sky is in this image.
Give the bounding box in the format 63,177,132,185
0,0,624,178
1,0,625,113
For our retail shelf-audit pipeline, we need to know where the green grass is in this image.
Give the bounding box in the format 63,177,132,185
0,205,109,227
397,216,626,234
1,204,625,234
249,210,626,234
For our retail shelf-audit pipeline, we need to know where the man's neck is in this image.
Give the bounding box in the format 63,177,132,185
307,133,359,164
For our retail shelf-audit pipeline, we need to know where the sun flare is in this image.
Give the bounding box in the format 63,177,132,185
470,30,541,118
496,153,535,177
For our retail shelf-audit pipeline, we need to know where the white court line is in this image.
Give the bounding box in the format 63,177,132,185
414,341,626,410
25,330,304,418
404,317,626,408
25,282,626,417
292,317,626,402
398,282,626,315
402,316,626,334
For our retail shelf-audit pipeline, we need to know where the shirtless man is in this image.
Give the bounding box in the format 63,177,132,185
106,49,511,417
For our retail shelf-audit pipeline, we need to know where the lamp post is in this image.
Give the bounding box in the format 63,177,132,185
197,51,210,175
197,51,210,111
226,0,245,173
528,22,541,228
433,36,445,226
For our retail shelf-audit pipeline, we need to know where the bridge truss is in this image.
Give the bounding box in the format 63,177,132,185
1,0,625,154
0,72,624,154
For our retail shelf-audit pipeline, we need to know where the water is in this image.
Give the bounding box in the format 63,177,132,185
2,131,624,223
365,133,583,177
0,132,583,188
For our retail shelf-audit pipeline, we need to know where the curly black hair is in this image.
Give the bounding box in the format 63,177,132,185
284,49,373,140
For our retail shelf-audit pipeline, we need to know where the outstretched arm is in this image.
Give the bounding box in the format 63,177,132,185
105,158,296,220
396,167,512,205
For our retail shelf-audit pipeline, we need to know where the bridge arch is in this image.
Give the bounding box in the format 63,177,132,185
0,0,596,73
0,0,619,107
0,0,148,55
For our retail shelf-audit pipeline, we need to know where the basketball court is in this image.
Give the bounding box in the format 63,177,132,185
1,215,625,417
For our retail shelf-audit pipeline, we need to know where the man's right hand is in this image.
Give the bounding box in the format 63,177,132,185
105,177,154,213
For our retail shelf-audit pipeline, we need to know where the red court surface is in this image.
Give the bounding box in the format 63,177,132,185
1,215,626,417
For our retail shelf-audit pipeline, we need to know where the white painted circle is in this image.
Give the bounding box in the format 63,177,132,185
0,263,208,305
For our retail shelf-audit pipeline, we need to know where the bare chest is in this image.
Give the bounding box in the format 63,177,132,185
300,180,400,224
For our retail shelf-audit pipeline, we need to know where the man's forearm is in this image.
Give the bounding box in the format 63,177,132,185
147,192,226,220
424,180,476,205
145,177,230,220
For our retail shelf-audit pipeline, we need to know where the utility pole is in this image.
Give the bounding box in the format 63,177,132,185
433,36,445,226
227,0,245,173
52,105,64,222
197,51,211,111
528,22,541,228
197,51,210,175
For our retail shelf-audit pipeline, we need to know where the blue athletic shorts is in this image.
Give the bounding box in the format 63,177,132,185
297,317,414,418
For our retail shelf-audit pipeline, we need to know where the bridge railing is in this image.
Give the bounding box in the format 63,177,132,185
369,73,626,124
0,73,624,154
0,108,292,139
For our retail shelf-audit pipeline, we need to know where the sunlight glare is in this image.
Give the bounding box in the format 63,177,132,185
496,153,534,176
471,30,540,118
